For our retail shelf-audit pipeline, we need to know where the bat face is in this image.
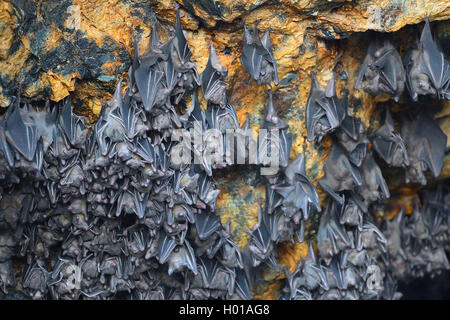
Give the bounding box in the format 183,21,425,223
240,23,278,86
356,39,405,101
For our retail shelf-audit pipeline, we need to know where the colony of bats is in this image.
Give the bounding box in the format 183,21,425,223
0,10,448,299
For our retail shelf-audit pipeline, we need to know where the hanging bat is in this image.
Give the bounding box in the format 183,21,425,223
272,153,321,220
401,112,447,185
170,8,196,73
167,240,198,275
4,101,38,162
110,79,147,141
319,144,363,205
357,151,390,204
245,202,275,266
372,108,409,168
355,38,405,101
306,73,346,142
201,41,228,107
335,113,368,167
317,199,352,264
259,91,292,168
404,19,450,101
240,22,279,86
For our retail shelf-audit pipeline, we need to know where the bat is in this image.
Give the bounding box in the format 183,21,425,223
357,152,390,204
372,108,409,167
4,101,38,161
272,153,321,220
404,19,450,101
319,144,363,205
317,199,352,264
135,63,164,112
259,91,292,168
355,38,405,101
306,73,346,142
246,202,275,266
59,97,87,148
336,113,368,167
167,240,198,275
401,111,447,185
201,41,228,107
240,22,279,86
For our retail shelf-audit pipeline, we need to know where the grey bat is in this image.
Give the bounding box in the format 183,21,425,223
372,108,409,167
357,152,390,204
317,199,352,264
240,22,279,86
306,73,346,142
259,91,292,168
336,114,368,167
272,153,321,220
401,112,447,185
245,202,275,267
319,144,363,205
355,38,405,101
4,101,38,161
59,98,87,147
201,42,228,107
404,19,450,101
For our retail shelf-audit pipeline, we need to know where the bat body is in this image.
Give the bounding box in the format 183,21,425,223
355,39,405,101
240,23,278,86
401,112,447,185
372,108,409,168
319,144,363,205
404,19,450,101
306,73,346,142
201,42,228,107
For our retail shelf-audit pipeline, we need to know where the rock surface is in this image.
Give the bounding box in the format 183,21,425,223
0,0,449,299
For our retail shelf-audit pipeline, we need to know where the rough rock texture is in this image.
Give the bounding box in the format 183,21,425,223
0,0,449,299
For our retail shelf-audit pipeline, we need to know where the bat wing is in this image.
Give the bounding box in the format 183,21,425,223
195,211,222,240
419,19,450,94
184,240,198,275
5,105,37,161
135,64,164,112
158,231,177,264
134,137,154,163
235,268,252,300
